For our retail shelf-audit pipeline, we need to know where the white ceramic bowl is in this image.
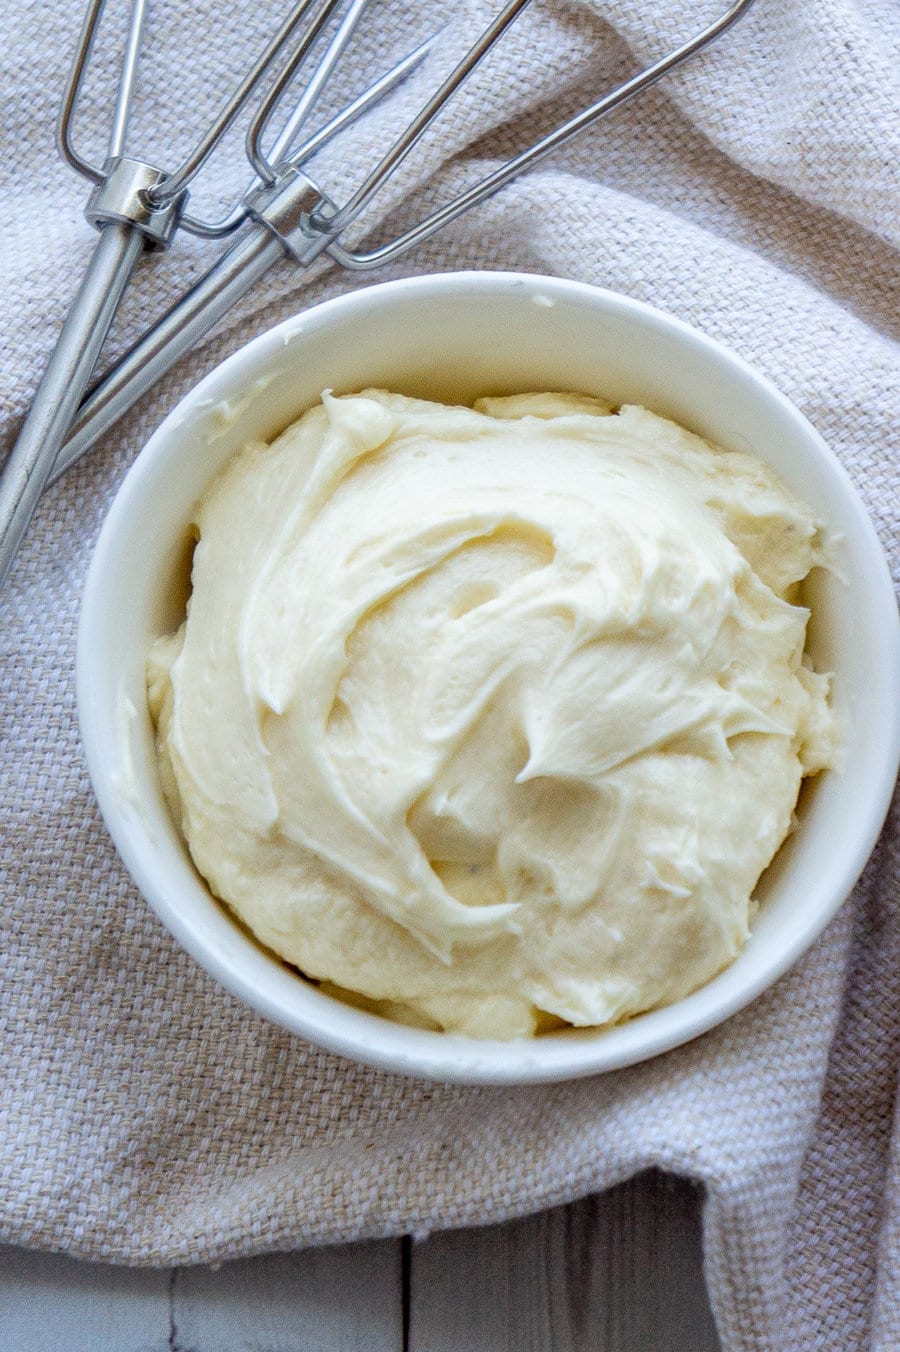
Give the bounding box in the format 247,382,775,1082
78,271,900,1084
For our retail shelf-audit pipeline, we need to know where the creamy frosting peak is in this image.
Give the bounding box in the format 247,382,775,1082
149,390,834,1037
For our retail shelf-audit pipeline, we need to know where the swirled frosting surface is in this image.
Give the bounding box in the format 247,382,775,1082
148,390,835,1038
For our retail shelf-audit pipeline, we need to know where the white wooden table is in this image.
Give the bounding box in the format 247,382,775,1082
0,1170,719,1350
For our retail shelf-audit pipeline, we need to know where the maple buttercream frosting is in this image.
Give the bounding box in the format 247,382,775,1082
147,389,836,1038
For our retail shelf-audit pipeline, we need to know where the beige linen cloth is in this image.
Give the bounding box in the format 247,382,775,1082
0,1,897,1347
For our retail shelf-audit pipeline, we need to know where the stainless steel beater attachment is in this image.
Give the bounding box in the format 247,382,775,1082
0,0,422,590
55,0,757,484
2,0,757,590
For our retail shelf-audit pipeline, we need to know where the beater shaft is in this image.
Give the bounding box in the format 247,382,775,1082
0,224,144,589
53,230,286,483
0,0,157,589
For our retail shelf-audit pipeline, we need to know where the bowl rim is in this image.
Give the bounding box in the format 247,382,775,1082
78,269,900,1084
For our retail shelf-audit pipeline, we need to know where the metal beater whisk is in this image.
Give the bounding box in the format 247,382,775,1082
0,0,434,590
0,0,756,590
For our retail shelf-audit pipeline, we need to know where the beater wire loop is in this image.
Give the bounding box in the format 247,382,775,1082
148,0,334,209
325,0,757,267
107,0,148,159
57,0,113,183
246,0,372,188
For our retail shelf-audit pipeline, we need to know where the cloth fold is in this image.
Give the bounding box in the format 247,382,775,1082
0,3,897,1348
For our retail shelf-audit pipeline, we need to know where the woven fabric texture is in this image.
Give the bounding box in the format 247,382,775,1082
0,3,897,1348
